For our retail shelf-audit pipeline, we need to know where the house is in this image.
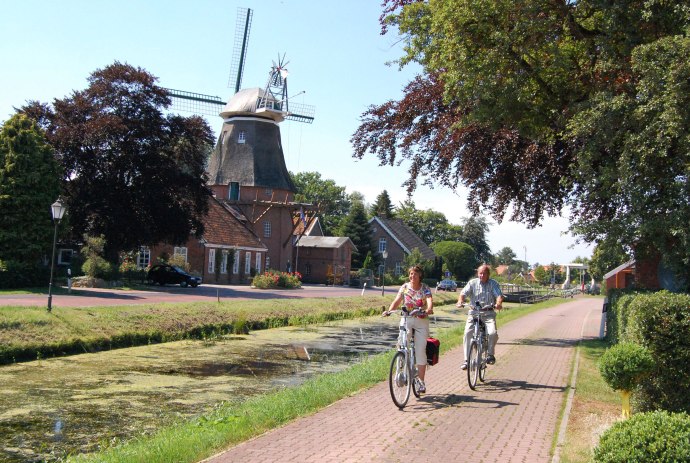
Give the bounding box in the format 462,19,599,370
147,196,267,284
294,236,356,285
368,217,436,276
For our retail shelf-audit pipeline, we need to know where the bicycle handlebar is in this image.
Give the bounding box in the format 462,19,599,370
382,307,425,317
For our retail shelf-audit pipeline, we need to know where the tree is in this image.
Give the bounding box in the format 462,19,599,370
533,266,549,285
370,190,395,218
403,247,434,279
337,199,373,268
494,247,516,266
459,216,491,264
0,114,61,264
291,171,351,236
589,238,631,281
396,199,455,245
354,1,690,288
21,62,214,263
431,241,477,281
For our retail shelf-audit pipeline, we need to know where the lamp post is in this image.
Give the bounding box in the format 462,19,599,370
381,250,388,296
47,198,66,312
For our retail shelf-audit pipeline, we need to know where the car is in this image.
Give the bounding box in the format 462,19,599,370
437,279,458,291
147,264,201,288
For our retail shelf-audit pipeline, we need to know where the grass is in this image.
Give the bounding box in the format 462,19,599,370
559,338,620,463
64,299,567,463
0,293,460,364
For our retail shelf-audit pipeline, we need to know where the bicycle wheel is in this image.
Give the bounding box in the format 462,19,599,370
389,351,411,408
479,337,488,383
467,340,480,390
412,365,421,398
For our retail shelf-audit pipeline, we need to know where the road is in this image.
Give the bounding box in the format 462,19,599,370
0,283,395,307
202,297,604,463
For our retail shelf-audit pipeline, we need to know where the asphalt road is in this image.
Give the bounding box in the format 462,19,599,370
0,283,402,308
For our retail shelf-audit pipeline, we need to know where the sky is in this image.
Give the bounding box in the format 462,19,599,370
0,0,592,266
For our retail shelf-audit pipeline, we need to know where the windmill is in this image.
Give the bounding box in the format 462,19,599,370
165,7,317,273
165,7,315,124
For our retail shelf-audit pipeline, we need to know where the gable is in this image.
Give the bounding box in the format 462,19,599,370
369,216,436,260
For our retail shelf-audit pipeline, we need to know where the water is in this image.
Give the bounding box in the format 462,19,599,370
0,309,464,462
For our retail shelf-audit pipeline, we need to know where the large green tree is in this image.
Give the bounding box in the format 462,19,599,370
589,238,631,281
0,114,61,264
396,199,462,244
21,62,213,263
337,199,373,268
459,216,491,264
354,1,690,287
370,190,395,218
291,171,350,236
431,240,477,281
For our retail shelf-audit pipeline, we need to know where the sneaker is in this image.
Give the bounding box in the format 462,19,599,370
416,378,426,393
460,361,468,370
487,355,496,365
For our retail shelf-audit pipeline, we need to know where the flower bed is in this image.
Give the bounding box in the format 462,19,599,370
252,270,302,289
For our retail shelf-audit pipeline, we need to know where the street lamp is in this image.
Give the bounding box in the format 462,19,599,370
47,198,66,312
381,250,388,296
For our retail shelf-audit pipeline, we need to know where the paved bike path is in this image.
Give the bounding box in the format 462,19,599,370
203,298,603,463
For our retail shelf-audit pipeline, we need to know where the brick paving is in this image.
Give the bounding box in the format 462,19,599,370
203,297,603,463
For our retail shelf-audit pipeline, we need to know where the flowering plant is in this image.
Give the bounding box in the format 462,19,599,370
252,269,302,289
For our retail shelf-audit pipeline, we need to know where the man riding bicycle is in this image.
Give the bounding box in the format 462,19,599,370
457,264,504,370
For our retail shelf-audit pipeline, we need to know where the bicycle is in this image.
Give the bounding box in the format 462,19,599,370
462,302,495,390
383,307,424,409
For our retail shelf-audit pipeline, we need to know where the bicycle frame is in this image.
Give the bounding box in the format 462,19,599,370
388,311,421,409
467,309,490,390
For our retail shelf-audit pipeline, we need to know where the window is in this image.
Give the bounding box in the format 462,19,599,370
136,247,150,269
233,250,240,274
378,238,387,253
221,251,228,274
255,252,262,274
174,247,188,262
220,130,228,148
265,188,272,196
263,221,271,238
265,256,271,269
305,263,311,275
58,249,74,266
395,262,403,276
208,249,216,274
245,251,251,274
237,130,246,144
228,182,240,201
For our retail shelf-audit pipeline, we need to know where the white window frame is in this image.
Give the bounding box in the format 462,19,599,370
208,249,216,274
174,247,188,262
395,262,403,276
265,256,271,270
245,251,251,274
378,237,387,253
221,250,228,274
264,221,271,238
255,252,262,274
136,246,150,269
233,250,240,274
238,130,246,144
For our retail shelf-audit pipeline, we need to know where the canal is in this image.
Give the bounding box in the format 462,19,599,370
0,307,465,462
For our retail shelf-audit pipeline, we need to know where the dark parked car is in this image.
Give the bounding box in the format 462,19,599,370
436,279,458,291
147,264,201,288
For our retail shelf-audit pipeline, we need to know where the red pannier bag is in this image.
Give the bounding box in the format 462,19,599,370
426,337,440,365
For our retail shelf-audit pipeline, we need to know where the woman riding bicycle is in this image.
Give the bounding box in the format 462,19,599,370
384,265,434,393
457,264,504,370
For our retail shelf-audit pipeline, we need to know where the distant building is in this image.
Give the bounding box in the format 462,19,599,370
294,236,356,285
368,217,436,276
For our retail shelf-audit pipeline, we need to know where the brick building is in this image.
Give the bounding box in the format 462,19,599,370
368,217,436,276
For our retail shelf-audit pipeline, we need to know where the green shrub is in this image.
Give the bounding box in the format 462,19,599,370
252,270,302,289
598,342,654,392
623,291,690,413
593,410,690,463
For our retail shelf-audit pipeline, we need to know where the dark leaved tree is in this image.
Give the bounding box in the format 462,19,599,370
21,62,213,263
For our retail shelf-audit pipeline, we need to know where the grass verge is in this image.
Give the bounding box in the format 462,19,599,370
558,338,620,463
66,299,565,463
